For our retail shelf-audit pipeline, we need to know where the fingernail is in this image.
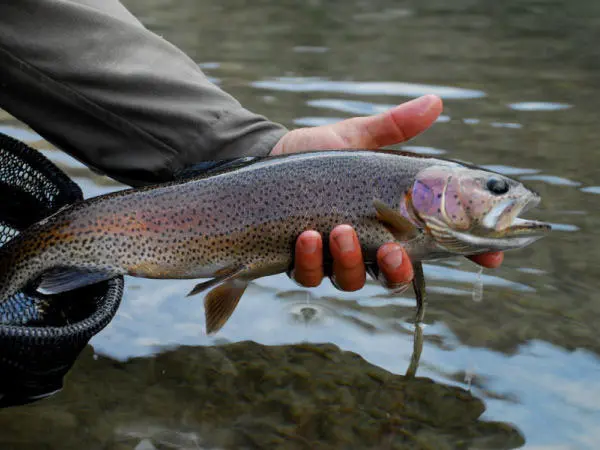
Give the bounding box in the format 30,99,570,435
382,249,403,270
334,232,356,254
300,235,318,253
404,95,437,116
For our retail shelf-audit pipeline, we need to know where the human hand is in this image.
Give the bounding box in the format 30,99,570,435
270,95,503,291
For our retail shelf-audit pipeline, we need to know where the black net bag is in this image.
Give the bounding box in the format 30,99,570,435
0,132,124,407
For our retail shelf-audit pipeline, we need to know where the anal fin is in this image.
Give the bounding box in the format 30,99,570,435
204,279,248,335
187,260,288,335
37,267,115,295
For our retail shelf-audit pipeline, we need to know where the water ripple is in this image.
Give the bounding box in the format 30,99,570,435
293,46,329,53
293,117,345,127
482,165,540,176
547,223,580,232
518,268,547,275
252,77,487,99
307,99,393,115
353,8,413,21
423,264,535,292
508,102,573,111
520,174,582,187
491,122,523,129
581,186,600,194
198,62,220,69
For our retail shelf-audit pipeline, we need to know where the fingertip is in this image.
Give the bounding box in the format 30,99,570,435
329,225,366,291
296,231,322,261
387,95,444,140
377,243,414,284
396,94,443,118
424,94,443,114
468,252,504,269
329,224,355,242
297,230,321,253
329,225,363,268
294,230,324,287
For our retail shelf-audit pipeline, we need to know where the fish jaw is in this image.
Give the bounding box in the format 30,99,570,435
427,195,551,255
477,193,551,241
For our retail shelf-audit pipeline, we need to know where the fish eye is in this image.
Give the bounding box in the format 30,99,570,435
486,177,509,195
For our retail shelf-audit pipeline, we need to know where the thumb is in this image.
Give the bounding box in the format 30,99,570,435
328,94,443,149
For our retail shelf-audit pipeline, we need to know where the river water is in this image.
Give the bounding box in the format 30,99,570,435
0,0,599,448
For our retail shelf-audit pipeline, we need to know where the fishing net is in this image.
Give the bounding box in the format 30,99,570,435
0,132,124,407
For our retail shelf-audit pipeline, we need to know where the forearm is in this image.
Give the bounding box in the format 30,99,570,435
0,0,287,186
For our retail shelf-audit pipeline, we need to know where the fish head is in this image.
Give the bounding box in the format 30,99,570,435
402,164,552,254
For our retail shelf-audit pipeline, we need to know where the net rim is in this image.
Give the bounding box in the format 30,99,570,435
0,277,124,342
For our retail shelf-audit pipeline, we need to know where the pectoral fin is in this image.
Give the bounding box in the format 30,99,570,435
36,267,115,294
373,199,419,240
186,266,244,297
203,279,249,334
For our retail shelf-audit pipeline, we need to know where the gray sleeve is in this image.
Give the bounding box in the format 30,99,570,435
0,0,288,186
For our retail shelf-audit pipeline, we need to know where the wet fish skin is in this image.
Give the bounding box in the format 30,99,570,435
0,150,428,295
0,150,549,332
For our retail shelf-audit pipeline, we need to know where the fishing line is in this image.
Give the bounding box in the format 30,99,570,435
472,266,484,303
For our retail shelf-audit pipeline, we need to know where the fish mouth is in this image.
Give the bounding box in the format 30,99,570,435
481,195,552,240
439,195,552,254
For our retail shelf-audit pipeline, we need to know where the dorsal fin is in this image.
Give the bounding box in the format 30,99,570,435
174,157,263,180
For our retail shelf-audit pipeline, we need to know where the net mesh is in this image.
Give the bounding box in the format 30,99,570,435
0,132,123,407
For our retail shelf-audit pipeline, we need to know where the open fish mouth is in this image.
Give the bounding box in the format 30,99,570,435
431,194,553,254
481,195,552,240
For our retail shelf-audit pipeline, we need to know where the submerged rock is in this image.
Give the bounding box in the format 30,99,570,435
0,341,524,449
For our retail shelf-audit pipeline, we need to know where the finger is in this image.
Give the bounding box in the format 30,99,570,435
468,252,504,269
329,225,366,291
293,231,324,287
377,243,414,287
329,94,443,149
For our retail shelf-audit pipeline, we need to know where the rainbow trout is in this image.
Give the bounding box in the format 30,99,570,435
0,150,551,333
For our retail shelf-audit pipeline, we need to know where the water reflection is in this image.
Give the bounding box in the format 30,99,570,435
293,116,345,127
545,223,580,232
581,186,600,194
520,174,582,187
293,46,329,53
508,102,573,111
307,98,394,115
490,122,523,129
252,77,487,99
481,165,539,176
